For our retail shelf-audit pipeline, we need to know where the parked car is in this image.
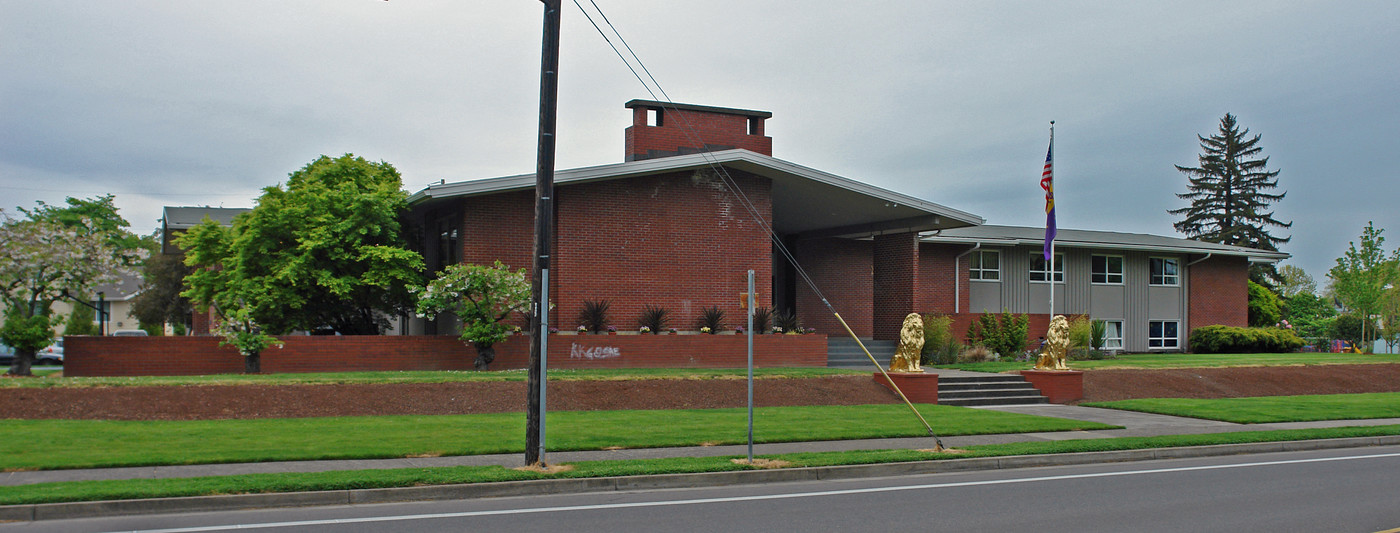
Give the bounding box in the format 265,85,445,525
37,338,64,366
111,330,148,336
0,340,63,366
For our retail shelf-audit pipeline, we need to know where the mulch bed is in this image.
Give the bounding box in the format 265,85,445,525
1081,364,1400,402
5,364,1400,420
0,376,899,421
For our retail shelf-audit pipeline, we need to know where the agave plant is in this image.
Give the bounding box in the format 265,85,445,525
773,308,801,334
637,304,669,335
751,306,773,335
697,306,725,334
576,299,611,334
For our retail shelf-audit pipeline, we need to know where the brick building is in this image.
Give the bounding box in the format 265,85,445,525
405,100,1287,350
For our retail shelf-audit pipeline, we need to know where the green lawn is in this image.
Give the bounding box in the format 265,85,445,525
0,367,865,389
1085,392,1400,424
932,352,1400,372
0,404,1114,471
4,424,1397,506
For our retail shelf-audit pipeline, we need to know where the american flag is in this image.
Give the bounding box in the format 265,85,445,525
1040,139,1056,261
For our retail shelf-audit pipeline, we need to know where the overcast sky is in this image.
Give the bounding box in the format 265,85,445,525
3,1,1396,282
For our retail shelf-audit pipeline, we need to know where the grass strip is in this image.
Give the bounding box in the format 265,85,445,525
931,352,1400,372
4,424,1397,506
1084,392,1400,423
0,404,1114,471
0,367,864,389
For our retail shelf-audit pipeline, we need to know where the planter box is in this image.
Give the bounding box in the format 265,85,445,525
872,372,939,404
1019,370,1084,403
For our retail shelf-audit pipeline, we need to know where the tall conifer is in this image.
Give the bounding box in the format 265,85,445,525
1170,113,1291,282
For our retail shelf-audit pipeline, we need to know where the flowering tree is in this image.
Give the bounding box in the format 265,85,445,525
0,210,136,375
415,262,531,370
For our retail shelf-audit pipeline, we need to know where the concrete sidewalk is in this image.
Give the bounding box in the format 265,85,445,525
7,404,1399,487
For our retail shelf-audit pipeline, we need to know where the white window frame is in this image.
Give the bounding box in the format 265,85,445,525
1029,253,1064,283
1091,255,1125,285
969,250,1000,281
1103,320,1124,349
1150,257,1180,286
1149,320,1179,349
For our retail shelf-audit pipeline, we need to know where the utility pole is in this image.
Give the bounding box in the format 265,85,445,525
526,0,561,467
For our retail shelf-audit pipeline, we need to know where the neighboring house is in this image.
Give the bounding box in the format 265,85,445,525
50,272,144,336
404,100,1287,349
160,206,251,335
161,206,251,255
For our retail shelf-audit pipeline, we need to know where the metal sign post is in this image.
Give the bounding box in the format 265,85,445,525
747,269,755,462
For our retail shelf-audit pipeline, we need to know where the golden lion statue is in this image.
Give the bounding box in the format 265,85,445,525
890,313,924,372
1036,315,1071,371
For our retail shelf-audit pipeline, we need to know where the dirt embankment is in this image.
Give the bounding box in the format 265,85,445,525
4,364,1399,420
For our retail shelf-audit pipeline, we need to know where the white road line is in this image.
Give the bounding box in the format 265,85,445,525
112,451,1400,532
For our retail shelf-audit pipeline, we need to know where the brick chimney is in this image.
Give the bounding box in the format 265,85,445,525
624,100,772,162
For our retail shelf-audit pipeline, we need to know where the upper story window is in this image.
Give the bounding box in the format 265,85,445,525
1029,253,1064,283
1150,257,1180,286
969,250,1000,281
1092,255,1124,284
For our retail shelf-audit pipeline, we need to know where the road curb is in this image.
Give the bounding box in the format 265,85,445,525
2,436,1394,522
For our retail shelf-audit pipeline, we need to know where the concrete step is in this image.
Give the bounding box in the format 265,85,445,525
939,395,1048,406
934,373,1050,406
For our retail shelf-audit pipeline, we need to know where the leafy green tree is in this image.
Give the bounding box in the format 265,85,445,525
414,262,531,370
1169,113,1291,284
63,303,99,336
1276,264,1316,298
1283,292,1336,340
19,195,144,264
1247,281,1284,327
180,154,425,336
0,210,137,375
131,237,195,334
1327,222,1399,351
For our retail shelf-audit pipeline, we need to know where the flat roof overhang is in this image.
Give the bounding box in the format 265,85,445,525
409,149,984,239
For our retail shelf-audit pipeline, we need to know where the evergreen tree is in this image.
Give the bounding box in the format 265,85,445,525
1169,113,1291,283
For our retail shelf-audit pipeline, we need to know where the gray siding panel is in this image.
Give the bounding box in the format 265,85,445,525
1125,251,1150,352
969,282,1002,313
1003,247,1030,313
1090,285,1126,319
1148,286,1183,318
1064,249,1092,315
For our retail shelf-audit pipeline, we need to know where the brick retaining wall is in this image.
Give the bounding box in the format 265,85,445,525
64,334,828,377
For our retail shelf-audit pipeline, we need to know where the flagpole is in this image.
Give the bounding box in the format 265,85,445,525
1047,120,1055,317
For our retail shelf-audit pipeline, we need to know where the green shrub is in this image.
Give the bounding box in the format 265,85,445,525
1248,281,1284,327
1188,325,1305,353
920,314,959,365
1067,317,1092,349
697,306,725,334
966,311,1029,358
1090,319,1107,350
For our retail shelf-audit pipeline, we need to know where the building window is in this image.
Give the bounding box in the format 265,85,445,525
432,212,459,272
1029,253,1064,283
1150,257,1180,286
1149,321,1179,349
969,250,1000,281
1091,255,1124,284
1103,320,1123,349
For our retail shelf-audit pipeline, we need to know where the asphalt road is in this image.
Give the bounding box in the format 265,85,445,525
10,445,1400,533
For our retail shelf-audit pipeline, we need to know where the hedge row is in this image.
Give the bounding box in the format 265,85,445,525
1188,325,1305,354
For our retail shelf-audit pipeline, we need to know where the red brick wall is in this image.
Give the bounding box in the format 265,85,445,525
460,190,535,273
795,238,872,337
625,106,772,160
1188,255,1250,334
872,233,921,341
554,170,772,333
63,334,826,376
918,243,968,315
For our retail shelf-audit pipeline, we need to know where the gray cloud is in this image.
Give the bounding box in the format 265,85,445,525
2,0,1396,282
